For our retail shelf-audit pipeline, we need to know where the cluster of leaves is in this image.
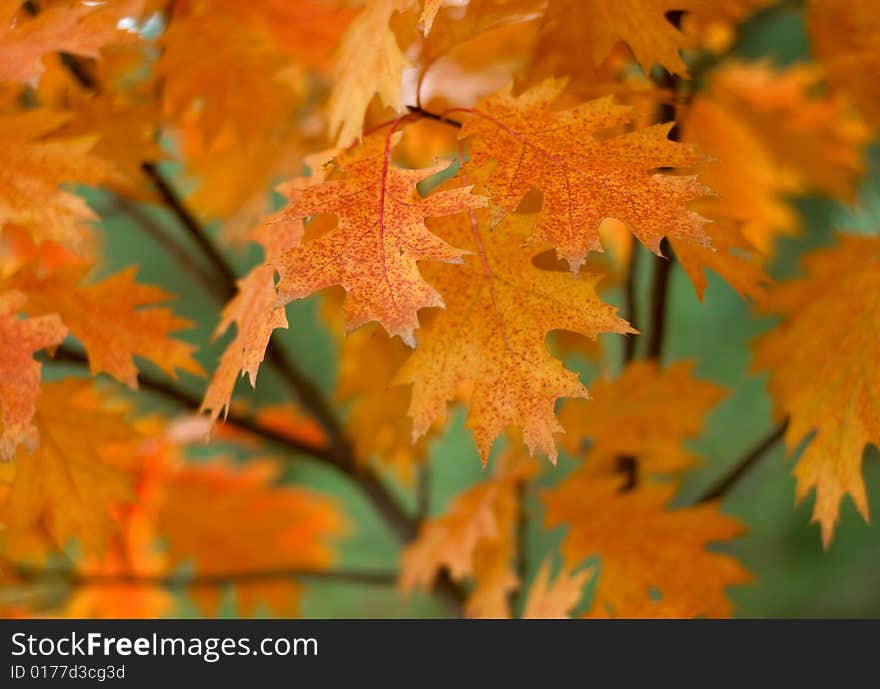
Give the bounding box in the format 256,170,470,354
0,0,878,618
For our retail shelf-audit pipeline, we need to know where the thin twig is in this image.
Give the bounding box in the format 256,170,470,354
696,419,790,503
416,463,431,521
109,197,222,301
509,483,529,617
6,562,398,589
646,238,674,360
622,243,640,363
140,163,238,301
405,104,463,129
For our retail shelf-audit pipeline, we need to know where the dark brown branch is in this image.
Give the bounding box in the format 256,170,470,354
48,345,334,461
110,197,223,301
6,562,398,589
509,483,529,617
416,463,431,521
405,105,463,129
696,419,790,503
140,163,238,300
622,243,640,363
47,347,466,611
646,238,674,360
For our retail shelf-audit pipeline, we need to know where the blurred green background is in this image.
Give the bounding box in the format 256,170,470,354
68,3,880,618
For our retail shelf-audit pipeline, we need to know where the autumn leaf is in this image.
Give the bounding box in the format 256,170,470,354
752,234,880,547
397,207,634,463
0,0,143,84
275,132,487,346
544,471,749,618
0,108,119,249
460,80,711,271
0,290,66,460
808,0,880,129
158,458,346,617
327,0,410,145
522,558,591,619
0,379,143,560
37,47,166,195
532,0,700,79
329,310,430,480
559,360,725,476
6,264,202,388
400,443,538,618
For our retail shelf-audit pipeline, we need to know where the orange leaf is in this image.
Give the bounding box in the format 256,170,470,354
531,0,701,78
0,108,118,249
809,0,880,129
559,360,725,476
522,558,591,619
397,209,634,463
1,379,143,560
400,443,538,617
158,458,346,617
0,0,144,84
460,80,711,270
0,290,66,459
544,472,749,618
276,132,487,346
752,234,880,547
326,0,410,145
7,264,203,388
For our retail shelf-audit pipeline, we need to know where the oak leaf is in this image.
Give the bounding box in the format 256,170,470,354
0,108,118,249
0,379,143,560
158,458,346,617
397,208,634,463
275,133,487,346
6,264,202,388
808,0,880,129
400,443,538,618
327,0,410,145
559,360,725,476
0,0,143,84
201,210,301,423
522,559,591,619
752,234,880,547
460,80,711,271
531,0,701,79
0,290,66,460
544,471,749,617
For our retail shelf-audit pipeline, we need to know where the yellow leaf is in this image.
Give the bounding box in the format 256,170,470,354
1,379,143,560
327,0,411,145
559,360,725,476
522,558,591,619
397,208,634,463
752,235,880,547
544,472,749,618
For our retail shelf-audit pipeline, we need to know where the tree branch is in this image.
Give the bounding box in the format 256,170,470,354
5,561,398,589
405,105,463,129
622,243,640,363
509,482,529,616
646,238,674,361
696,419,790,503
46,347,465,613
108,197,223,302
